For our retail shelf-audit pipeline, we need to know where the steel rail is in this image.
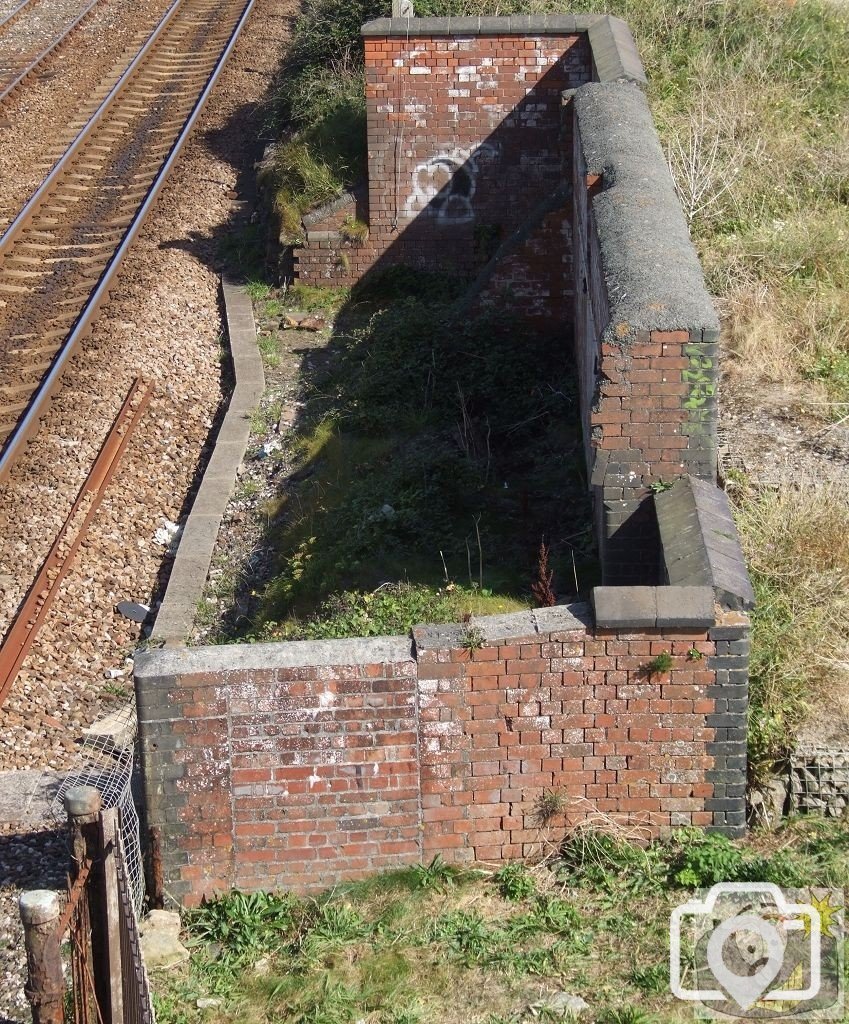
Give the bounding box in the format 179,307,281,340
0,0,106,106
0,0,184,253
0,378,151,708
0,0,255,481
0,0,36,37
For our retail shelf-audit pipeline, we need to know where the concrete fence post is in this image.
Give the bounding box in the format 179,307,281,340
19,890,64,1024
392,0,414,16
65,785,112,1024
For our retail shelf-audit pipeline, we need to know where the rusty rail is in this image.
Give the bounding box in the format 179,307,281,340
0,0,106,106
0,379,151,707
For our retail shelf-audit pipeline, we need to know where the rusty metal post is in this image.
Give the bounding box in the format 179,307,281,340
65,786,112,1024
19,890,64,1024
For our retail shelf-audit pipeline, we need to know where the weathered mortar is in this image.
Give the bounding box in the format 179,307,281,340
133,19,754,904
136,587,749,903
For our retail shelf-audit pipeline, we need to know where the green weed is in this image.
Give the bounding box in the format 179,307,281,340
256,333,280,368
493,863,536,902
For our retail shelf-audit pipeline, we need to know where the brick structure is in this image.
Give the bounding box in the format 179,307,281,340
292,16,640,324
136,591,750,903
134,17,754,904
571,84,720,584
290,17,722,585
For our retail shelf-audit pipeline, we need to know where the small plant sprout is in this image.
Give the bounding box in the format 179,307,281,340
646,651,673,676
339,215,369,244
687,646,703,661
533,787,567,826
460,624,485,652
493,863,536,902
649,479,674,494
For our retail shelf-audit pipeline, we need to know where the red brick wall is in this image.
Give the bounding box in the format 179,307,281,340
136,604,748,903
416,619,717,862
292,31,592,319
571,93,720,584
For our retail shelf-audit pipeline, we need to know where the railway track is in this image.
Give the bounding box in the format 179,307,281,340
0,0,104,104
0,0,256,479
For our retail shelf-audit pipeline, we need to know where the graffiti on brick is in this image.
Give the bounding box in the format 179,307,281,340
682,345,716,410
405,142,501,223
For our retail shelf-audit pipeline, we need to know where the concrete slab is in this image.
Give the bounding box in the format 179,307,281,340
0,770,62,827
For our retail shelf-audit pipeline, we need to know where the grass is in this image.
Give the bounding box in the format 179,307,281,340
238,270,595,641
276,0,849,404
152,818,849,1024
262,0,383,241
729,476,849,785
260,0,849,784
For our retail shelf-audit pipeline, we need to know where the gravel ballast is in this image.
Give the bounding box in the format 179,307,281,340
0,0,294,1016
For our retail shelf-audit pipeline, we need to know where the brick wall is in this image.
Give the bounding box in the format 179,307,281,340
136,598,749,904
571,84,720,584
292,20,598,322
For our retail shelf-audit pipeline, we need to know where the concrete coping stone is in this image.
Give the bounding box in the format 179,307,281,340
573,82,718,340
656,476,755,611
302,189,358,228
363,15,603,36
593,586,715,629
149,278,264,647
135,635,414,680
412,602,593,649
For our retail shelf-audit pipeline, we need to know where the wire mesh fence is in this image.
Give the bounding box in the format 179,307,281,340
51,699,145,914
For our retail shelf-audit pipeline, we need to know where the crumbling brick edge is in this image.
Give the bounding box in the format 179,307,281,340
150,278,264,648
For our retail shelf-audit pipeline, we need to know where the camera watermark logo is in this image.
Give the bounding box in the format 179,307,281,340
670,882,844,1018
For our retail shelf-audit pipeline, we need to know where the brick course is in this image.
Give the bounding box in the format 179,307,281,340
293,30,592,323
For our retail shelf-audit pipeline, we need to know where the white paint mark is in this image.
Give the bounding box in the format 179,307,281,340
404,142,501,223
410,66,431,75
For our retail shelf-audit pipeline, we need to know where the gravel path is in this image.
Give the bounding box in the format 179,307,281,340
0,0,293,771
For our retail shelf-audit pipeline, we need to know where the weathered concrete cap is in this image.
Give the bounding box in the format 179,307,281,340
656,586,715,628
302,190,357,228
593,586,657,628
655,477,755,610
587,17,646,84
136,635,414,680
413,603,592,649
573,82,719,341
361,14,610,36
64,785,102,817
594,585,715,628
19,890,60,926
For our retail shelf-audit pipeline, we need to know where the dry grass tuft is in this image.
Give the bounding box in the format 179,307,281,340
731,478,849,778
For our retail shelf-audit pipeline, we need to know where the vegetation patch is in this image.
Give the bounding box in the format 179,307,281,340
152,818,849,1024
729,476,849,786
238,270,593,642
